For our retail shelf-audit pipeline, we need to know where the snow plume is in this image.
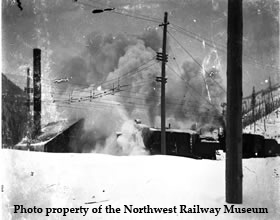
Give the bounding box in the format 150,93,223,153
67,104,126,154
115,120,148,155
53,28,162,154
66,105,148,155
66,104,148,155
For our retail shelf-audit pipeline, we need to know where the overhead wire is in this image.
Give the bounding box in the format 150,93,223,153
169,22,280,73
76,0,161,23
111,10,161,24
100,58,157,87
76,0,280,74
3,56,157,93
167,30,227,94
7,2,278,119
46,95,219,114
166,64,220,112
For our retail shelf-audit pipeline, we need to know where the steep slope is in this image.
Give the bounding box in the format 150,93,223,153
2,73,29,147
244,107,280,143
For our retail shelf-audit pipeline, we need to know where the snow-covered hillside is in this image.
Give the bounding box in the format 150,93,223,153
244,108,280,143
1,149,279,220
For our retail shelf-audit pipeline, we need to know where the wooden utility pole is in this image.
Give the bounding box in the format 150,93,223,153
251,87,256,132
226,0,243,204
268,76,274,110
157,12,169,155
262,95,267,131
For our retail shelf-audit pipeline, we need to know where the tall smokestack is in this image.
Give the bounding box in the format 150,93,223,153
33,48,41,137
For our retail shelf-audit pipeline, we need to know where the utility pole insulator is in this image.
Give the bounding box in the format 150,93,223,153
159,21,169,27
111,83,115,95
156,52,168,62
156,76,167,83
90,90,94,101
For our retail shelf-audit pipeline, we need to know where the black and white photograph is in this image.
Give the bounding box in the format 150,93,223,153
1,0,280,219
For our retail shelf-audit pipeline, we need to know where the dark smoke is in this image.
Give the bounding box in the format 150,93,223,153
165,59,225,131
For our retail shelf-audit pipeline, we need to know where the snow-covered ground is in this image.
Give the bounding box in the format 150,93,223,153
1,149,279,220
244,108,280,143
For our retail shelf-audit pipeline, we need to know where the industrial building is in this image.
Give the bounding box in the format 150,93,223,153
15,119,84,152
13,48,85,153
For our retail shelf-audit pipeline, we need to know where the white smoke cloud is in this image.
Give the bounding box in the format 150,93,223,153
53,28,162,154
52,27,226,154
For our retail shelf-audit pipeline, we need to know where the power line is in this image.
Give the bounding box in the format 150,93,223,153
11,65,220,112
113,93,203,108
100,58,157,86
3,57,157,92
169,23,227,52
50,101,223,120
38,79,156,103
33,0,280,76
169,22,280,73
166,64,219,112
76,0,160,23
111,10,160,24
168,43,183,73
3,89,215,112
167,30,227,94
46,94,219,113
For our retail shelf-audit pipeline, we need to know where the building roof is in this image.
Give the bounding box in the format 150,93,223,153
150,127,197,135
15,118,84,149
39,118,83,141
135,123,197,134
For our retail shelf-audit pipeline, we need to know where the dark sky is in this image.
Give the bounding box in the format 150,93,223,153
2,0,279,96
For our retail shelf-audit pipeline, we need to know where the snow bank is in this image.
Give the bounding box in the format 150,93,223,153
1,149,279,220
244,108,280,143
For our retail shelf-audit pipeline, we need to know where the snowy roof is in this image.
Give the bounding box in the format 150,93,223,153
116,123,197,138
149,127,197,134
134,123,197,134
134,124,197,134
15,118,84,148
39,118,83,141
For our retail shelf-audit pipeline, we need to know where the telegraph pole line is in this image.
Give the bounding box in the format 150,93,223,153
156,12,169,155
226,0,243,204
